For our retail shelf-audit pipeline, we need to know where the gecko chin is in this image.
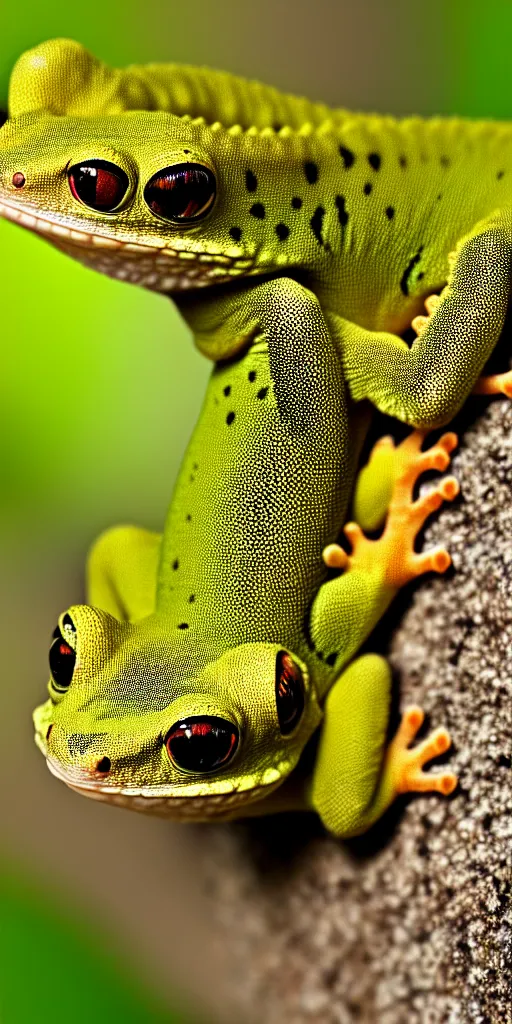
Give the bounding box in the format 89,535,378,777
45,756,285,820
0,195,255,293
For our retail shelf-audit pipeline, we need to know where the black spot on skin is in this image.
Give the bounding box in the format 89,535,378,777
193,463,198,470
440,155,450,167
335,196,348,227
368,152,381,171
249,202,265,219
248,370,257,382
183,149,190,154
172,559,179,570
417,271,424,281
385,206,395,220
257,386,269,400
291,196,302,209
325,652,338,667
304,161,318,184
310,205,325,245
339,145,355,169
363,182,372,196
189,594,195,603
245,169,257,192
498,753,511,768
497,170,505,180
223,385,231,396
177,623,189,630
189,474,195,482
399,154,407,168
229,227,242,242
186,514,192,521
400,246,424,296
437,193,442,200
226,411,235,425
275,223,290,241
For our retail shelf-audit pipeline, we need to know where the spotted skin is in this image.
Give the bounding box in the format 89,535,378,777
1,38,511,425
34,296,458,835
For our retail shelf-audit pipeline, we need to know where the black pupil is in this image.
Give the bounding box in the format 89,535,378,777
165,716,238,773
144,164,216,222
49,624,76,691
68,160,128,211
275,651,305,735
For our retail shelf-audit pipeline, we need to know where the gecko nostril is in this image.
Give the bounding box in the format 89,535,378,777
12,172,25,188
95,756,111,775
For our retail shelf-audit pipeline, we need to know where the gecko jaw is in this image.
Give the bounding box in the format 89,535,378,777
0,196,255,291
45,755,283,819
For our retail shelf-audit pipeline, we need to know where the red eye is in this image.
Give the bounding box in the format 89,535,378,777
144,163,216,223
49,616,76,692
275,652,305,735
68,160,129,212
165,716,239,774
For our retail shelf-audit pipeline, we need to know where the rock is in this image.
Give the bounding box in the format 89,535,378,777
197,396,512,1024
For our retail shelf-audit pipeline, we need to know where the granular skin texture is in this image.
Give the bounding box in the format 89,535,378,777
196,398,511,1024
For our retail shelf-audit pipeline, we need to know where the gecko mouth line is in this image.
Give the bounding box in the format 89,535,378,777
0,195,255,291
46,755,283,817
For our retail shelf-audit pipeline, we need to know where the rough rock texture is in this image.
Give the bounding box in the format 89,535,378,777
198,397,512,1024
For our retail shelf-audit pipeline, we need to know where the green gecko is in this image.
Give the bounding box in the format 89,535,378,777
1,36,512,422
33,326,459,835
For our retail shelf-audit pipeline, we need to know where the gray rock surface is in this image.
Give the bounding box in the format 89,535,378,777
198,397,512,1024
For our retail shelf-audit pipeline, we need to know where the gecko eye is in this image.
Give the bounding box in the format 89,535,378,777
275,651,305,735
68,159,129,212
49,615,76,693
144,164,216,223
165,716,238,774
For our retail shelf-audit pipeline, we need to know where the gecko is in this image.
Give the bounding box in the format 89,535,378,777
0,36,511,426
33,323,459,836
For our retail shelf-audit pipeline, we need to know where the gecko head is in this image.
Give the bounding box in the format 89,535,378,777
0,38,297,294
0,109,259,293
34,607,321,819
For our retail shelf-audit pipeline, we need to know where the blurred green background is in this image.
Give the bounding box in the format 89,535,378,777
1,2,511,1022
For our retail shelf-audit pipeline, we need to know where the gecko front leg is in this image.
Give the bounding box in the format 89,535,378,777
310,656,457,839
412,290,512,400
311,429,459,674
307,429,459,838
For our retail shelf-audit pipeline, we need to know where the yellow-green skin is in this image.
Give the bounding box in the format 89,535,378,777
1,39,511,428
34,324,407,836
5,39,504,833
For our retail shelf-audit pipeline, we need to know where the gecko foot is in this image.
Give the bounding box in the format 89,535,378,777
473,369,512,398
323,430,459,588
385,705,458,796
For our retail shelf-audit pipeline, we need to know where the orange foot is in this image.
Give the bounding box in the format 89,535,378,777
411,290,512,400
473,370,512,398
384,705,457,796
323,430,459,588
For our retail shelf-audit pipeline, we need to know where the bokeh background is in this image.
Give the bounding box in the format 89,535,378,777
1,2,510,1021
